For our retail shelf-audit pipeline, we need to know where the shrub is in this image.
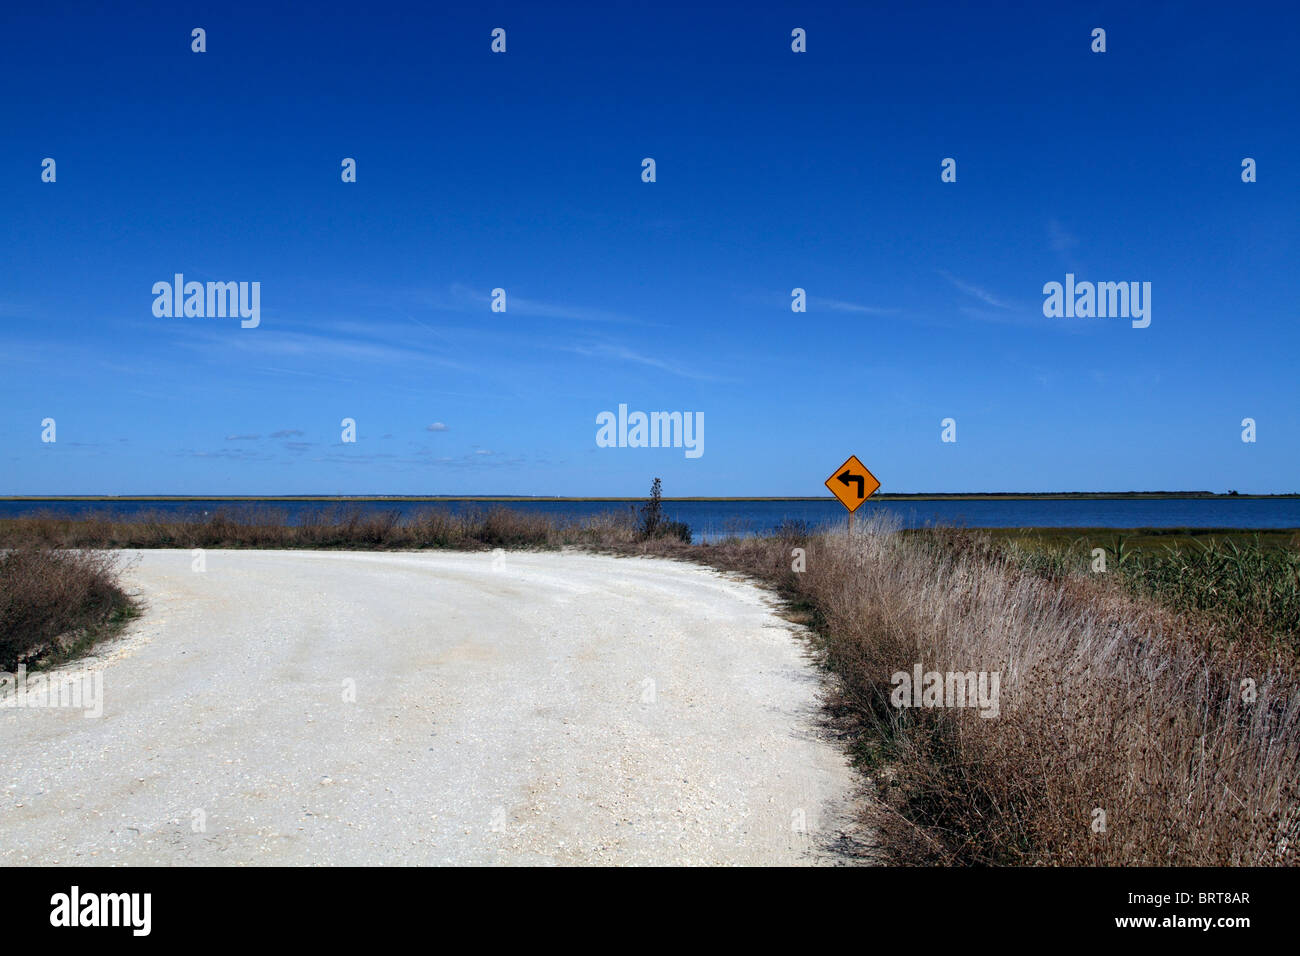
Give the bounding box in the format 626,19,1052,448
0,547,135,670
638,478,665,538
637,478,692,542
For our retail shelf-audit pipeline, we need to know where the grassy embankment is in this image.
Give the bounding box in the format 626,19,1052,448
2,502,1297,865
700,519,1300,865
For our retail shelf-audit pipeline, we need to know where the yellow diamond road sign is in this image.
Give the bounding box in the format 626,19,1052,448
825,455,881,513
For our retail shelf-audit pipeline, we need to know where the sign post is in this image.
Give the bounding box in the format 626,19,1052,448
824,454,881,533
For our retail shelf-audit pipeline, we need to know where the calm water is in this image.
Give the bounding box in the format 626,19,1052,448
2,498,1299,540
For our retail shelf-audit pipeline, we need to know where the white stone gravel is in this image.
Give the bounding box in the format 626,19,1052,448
0,549,861,865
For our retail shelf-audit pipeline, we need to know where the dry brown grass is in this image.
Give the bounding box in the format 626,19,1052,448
691,517,1300,865
0,505,648,552
0,548,137,670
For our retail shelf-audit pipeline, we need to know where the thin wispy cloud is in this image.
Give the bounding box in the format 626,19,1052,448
818,297,899,315
173,326,467,371
941,271,1014,310
182,447,270,461
446,283,647,325
563,342,724,382
250,365,362,387
306,448,524,470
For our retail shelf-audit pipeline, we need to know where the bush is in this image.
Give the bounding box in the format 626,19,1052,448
0,547,135,670
772,518,813,542
637,478,692,542
637,478,665,537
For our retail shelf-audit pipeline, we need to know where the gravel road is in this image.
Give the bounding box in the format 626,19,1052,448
0,549,862,865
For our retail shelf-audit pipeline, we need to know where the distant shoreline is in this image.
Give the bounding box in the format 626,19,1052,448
2,493,1298,502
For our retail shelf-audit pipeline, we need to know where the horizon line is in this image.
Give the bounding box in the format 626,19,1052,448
3,491,1298,502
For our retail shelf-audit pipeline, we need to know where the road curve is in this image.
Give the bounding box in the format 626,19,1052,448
1,549,860,865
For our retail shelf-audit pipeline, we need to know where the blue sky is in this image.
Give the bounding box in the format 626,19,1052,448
2,1,1297,496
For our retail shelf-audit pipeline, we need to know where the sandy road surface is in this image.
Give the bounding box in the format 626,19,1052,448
1,549,861,865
